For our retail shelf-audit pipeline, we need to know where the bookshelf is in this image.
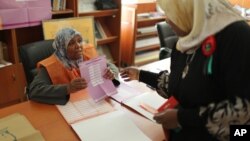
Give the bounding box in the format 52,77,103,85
0,0,121,107
52,0,77,18
229,0,250,8
120,1,165,66
76,0,121,66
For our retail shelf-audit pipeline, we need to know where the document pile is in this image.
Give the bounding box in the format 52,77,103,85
0,113,45,141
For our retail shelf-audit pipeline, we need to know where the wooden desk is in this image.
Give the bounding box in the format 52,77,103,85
140,58,170,72
0,59,170,141
0,100,165,141
0,101,79,141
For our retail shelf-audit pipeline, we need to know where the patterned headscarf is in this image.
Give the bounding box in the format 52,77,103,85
158,0,244,53
53,28,83,69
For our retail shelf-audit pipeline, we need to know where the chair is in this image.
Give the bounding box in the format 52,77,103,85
19,40,55,84
156,21,178,60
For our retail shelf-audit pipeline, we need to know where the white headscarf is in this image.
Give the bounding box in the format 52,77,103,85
53,28,83,69
158,0,244,53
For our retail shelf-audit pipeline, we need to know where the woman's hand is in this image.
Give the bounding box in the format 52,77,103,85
103,68,115,80
153,109,180,129
120,67,140,81
67,77,87,93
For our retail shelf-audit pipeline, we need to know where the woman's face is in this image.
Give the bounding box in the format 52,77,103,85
166,18,188,37
67,35,84,60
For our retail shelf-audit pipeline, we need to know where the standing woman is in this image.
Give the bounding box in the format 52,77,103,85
29,28,118,105
120,0,250,140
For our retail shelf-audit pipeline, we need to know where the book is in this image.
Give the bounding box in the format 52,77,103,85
94,22,103,39
78,0,96,13
59,0,66,10
95,19,107,38
71,111,152,141
52,0,60,11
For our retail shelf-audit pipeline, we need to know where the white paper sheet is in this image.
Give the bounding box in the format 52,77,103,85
71,111,152,141
124,92,167,121
110,82,143,103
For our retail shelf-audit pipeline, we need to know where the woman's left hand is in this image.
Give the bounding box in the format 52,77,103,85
153,109,179,129
103,68,115,80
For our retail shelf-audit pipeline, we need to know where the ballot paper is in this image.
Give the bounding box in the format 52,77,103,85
57,89,114,124
79,56,117,102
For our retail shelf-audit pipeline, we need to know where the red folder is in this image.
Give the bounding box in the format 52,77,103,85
157,96,179,112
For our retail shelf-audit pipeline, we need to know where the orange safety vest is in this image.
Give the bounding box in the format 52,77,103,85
38,44,98,85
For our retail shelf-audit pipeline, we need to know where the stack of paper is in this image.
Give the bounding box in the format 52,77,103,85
0,113,45,141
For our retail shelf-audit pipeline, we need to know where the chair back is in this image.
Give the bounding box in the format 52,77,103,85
156,22,178,59
19,40,55,84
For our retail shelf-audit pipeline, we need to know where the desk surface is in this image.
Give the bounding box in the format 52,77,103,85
0,59,170,141
140,58,170,73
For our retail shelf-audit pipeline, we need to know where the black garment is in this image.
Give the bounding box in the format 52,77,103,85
29,67,70,105
29,63,119,105
139,21,250,141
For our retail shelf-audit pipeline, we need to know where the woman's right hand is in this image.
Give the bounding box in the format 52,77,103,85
67,78,87,93
120,67,140,81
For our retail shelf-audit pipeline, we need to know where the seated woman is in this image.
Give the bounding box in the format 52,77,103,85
29,28,119,105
